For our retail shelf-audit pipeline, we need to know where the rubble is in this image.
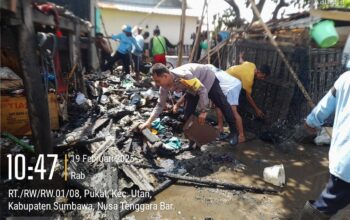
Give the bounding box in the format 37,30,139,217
1,66,281,219
47,70,281,218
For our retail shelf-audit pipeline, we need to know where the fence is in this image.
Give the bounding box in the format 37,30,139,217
221,40,343,132
167,44,192,56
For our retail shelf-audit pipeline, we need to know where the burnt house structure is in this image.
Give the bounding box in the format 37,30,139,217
219,11,350,133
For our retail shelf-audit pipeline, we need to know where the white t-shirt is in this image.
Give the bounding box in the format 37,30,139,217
215,69,241,96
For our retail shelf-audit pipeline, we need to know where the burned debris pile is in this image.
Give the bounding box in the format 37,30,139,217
48,71,277,218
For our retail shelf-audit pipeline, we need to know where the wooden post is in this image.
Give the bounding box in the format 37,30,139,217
177,0,186,67
250,0,332,138
250,0,314,108
100,13,113,52
206,6,210,64
189,0,207,63
18,0,53,154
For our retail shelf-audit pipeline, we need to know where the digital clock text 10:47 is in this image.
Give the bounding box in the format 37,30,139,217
7,154,58,180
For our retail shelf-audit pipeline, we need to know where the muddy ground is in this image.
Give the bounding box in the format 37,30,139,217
127,137,350,220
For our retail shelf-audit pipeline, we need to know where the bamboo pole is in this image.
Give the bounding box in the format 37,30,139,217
250,0,314,108
100,13,113,52
249,0,332,138
206,6,210,64
189,0,207,62
197,39,228,64
177,0,187,67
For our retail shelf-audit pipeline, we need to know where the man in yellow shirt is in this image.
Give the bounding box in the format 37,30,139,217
226,59,270,118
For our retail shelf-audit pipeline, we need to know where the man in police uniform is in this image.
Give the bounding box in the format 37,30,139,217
139,63,238,146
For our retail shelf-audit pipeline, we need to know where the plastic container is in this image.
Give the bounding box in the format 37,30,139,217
263,164,285,187
311,20,339,48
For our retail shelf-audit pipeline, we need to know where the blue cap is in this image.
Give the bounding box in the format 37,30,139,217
122,24,132,33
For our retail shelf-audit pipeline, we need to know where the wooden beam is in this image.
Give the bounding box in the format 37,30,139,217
18,0,53,154
197,39,228,64
176,0,186,67
310,9,350,22
206,6,210,64
189,0,207,62
32,7,90,33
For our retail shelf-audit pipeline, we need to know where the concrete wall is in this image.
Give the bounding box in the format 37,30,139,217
100,8,197,51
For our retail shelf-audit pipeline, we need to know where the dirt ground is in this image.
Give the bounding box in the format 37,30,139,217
127,138,350,220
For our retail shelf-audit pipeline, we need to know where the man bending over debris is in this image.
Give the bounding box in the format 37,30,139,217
226,53,270,118
299,71,350,220
210,66,245,143
139,63,238,146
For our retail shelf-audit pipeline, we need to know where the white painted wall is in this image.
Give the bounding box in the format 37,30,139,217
100,8,197,51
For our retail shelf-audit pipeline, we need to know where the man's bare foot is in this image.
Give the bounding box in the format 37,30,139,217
238,135,246,143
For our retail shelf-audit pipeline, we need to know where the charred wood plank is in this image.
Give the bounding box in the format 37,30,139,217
89,135,115,161
155,172,279,195
109,148,154,192
106,163,120,220
120,178,173,217
55,137,106,152
91,117,110,135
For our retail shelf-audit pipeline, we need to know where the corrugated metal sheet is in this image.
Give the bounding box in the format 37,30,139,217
101,0,182,8
98,1,199,17
268,16,321,30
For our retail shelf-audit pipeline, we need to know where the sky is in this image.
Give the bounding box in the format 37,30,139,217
186,0,306,30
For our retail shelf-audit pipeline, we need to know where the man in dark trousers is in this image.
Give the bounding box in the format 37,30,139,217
299,71,350,219
95,33,112,70
103,24,142,75
139,63,238,146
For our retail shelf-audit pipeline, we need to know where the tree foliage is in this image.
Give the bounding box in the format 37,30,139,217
220,0,349,29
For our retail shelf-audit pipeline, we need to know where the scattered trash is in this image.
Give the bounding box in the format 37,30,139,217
130,93,142,106
0,67,23,91
141,88,158,99
0,67,22,80
1,132,34,153
75,92,87,105
164,137,182,150
263,164,285,187
151,118,166,134
99,94,109,105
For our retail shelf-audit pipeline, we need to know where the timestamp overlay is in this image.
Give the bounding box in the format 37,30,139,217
1,153,175,218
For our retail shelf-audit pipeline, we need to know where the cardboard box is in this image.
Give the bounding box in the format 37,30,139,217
1,93,59,136
183,115,219,145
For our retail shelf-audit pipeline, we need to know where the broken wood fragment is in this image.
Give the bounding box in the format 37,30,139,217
56,136,105,148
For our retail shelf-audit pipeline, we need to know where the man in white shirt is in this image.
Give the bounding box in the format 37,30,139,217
212,66,245,143
300,71,350,219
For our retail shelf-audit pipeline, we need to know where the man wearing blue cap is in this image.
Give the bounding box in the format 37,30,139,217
103,24,142,76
